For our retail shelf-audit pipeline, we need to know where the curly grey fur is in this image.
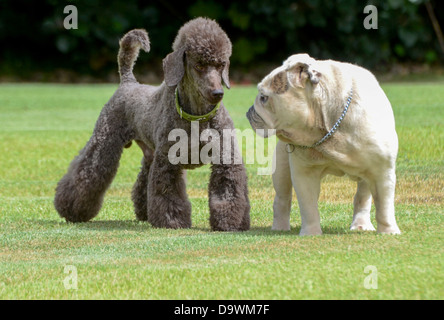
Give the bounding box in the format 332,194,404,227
54,18,250,231
118,28,150,83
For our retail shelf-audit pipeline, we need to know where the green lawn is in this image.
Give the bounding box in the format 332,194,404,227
0,83,443,299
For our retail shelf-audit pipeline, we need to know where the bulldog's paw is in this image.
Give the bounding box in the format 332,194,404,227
377,225,401,235
299,226,323,236
350,220,376,232
272,216,291,231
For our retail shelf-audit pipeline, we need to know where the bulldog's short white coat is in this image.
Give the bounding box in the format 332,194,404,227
246,54,400,235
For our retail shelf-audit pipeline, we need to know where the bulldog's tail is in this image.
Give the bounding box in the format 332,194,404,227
118,29,150,83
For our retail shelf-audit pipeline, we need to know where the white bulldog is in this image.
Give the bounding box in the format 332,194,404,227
246,54,401,236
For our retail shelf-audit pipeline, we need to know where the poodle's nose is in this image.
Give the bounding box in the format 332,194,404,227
211,89,224,100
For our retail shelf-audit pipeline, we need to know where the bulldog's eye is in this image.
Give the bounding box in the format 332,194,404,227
260,94,268,104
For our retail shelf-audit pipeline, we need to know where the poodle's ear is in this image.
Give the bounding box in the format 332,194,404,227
222,61,231,89
163,47,186,87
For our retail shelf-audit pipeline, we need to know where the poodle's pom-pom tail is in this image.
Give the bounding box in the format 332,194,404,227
118,29,150,83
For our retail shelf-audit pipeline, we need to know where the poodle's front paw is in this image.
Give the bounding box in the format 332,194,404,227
147,196,192,229
209,197,249,231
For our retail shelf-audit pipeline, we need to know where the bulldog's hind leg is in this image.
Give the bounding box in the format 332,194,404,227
350,179,375,231
371,169,401,234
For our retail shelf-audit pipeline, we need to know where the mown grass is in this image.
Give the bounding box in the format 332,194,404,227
0,83,443,300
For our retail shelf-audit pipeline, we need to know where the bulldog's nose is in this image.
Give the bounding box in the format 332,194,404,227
211,89,224,100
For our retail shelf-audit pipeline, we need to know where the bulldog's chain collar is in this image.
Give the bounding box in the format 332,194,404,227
175,87,221,122
286,88,353,153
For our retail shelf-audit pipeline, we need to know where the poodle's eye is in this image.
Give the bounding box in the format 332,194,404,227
194,64,205,72
260,94,268,105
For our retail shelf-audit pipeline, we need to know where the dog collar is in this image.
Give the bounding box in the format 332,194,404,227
175,87,221,122
286,88,353,152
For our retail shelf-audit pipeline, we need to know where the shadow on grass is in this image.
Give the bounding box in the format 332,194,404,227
248,226,354,236
35,219,153,232
36,219,354,236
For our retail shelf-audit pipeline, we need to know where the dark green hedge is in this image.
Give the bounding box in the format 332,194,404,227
0,0,442,79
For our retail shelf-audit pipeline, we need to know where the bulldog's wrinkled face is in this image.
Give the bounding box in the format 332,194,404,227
246,54,321,143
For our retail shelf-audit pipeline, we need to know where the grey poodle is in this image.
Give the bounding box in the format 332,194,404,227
54,17,250,231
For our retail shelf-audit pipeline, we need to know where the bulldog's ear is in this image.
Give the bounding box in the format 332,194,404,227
163,47,186,87
270,71,289,94
284,54,321,88
222,61,230,89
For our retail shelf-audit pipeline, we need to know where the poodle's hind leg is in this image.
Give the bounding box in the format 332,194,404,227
54,113,133,222
132,142,154,221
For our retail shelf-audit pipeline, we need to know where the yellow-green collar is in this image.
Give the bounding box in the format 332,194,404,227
175,87,220,122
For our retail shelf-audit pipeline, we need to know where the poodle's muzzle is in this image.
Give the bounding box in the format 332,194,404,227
206,89,224,105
